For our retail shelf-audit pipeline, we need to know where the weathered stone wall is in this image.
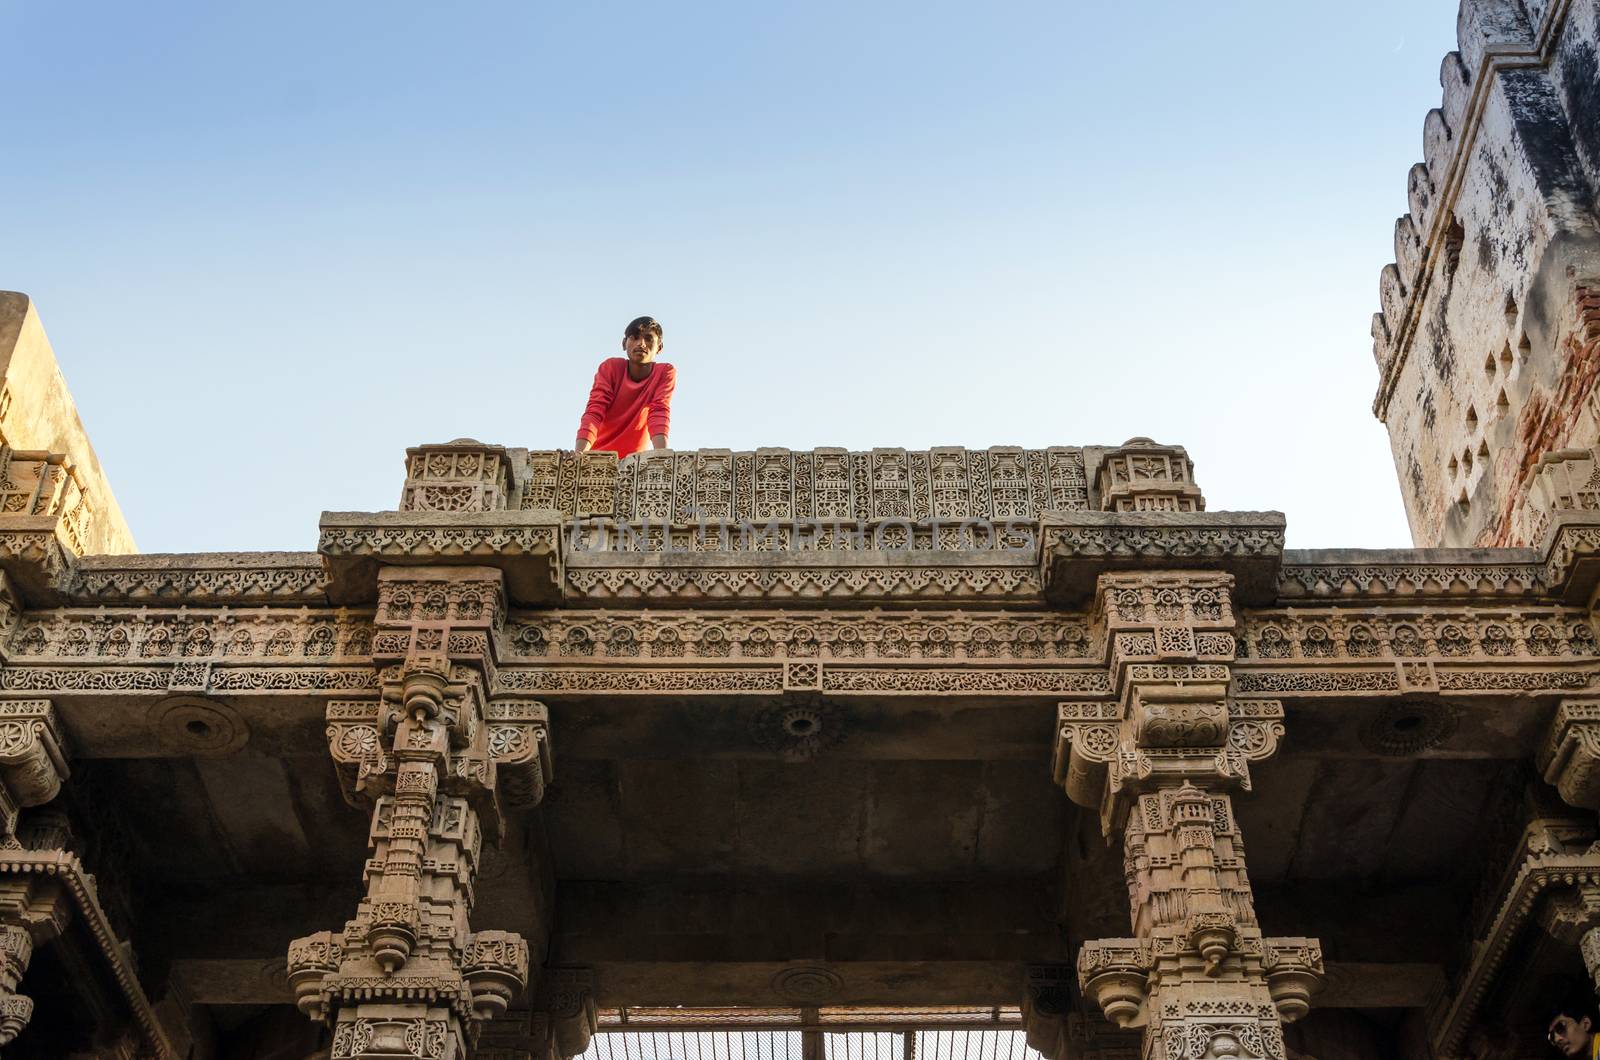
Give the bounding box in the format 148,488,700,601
1374,0,1600,549
0,293,135,555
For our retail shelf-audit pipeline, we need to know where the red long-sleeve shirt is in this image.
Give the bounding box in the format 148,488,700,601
576,358,677,456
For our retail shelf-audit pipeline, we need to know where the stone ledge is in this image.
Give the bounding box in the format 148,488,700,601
319,511,562,606
1039,511,1286,606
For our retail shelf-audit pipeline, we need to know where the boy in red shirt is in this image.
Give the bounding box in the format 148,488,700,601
575,316,677,456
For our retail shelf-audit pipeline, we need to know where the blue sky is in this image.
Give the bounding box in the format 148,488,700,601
2,1,1459,552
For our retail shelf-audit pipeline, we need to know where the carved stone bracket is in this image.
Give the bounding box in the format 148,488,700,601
1021,963,1075,1059
0,699,68,836
1538,699,1600,809
0,811,173,1055
534,966,598,1060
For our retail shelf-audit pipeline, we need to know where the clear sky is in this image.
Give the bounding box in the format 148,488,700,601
2,1,1461,553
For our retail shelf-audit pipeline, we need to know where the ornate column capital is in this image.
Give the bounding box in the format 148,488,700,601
1053,573,1284,835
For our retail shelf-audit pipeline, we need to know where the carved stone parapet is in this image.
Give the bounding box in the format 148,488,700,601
402,441,514,514
319,511,562,606
1538,699,1600,809
521,445,1090,521
0,445,93,555
0,700,68,835
1040,512,1284,606
0,518,74,605
1092,439,1204,514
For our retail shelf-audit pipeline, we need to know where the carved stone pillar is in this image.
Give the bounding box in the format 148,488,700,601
1055,573,1321,1060
289,567,551,1059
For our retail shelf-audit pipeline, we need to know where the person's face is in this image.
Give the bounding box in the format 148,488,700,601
623,330,661,366
1549,1014,1592,1056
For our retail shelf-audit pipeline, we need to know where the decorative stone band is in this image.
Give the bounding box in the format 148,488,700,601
0,700,68,835
1276,553,1547,601
1040,512,1286,606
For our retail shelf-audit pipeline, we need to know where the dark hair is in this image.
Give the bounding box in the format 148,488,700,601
625,316,664,347
1546,995,1600,1029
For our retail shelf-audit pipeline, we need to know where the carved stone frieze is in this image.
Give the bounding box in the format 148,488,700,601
8,606,375,662
502,609,1095,661
562,560,1042,605
1239,607,1597,662
65,554,329,605
1276,556,1546,602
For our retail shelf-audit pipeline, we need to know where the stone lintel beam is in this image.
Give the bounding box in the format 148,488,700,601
1039,511,1285,607
318,510,562,606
